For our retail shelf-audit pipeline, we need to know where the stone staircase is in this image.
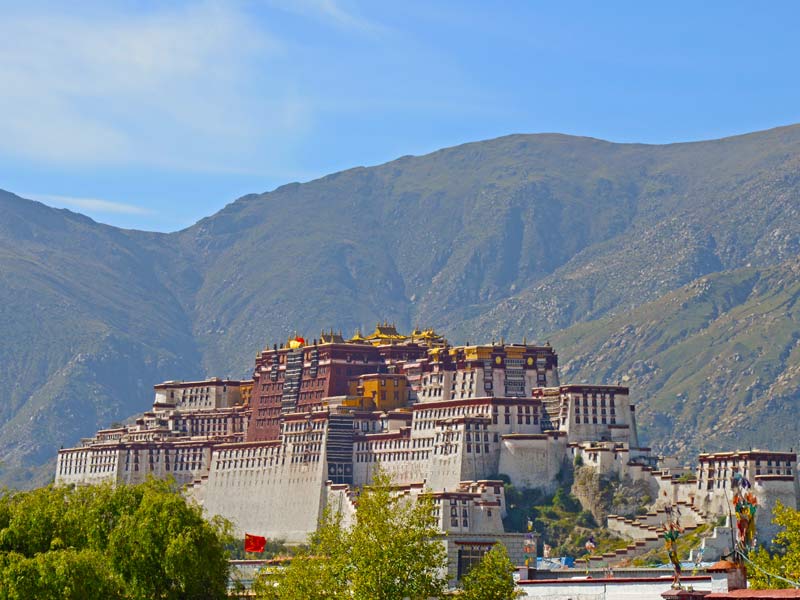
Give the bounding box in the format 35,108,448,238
575,535,664,569
598,500,710,566
691,521,733,562
325,481,359,525
608,501,709,540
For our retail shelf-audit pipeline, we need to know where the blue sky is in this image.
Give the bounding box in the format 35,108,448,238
1,1,799,232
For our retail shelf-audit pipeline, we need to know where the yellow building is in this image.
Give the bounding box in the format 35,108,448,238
239,380,254,407
348,373,408,411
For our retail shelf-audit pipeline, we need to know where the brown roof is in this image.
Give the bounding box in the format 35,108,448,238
707,559,738,572
706,591,800,599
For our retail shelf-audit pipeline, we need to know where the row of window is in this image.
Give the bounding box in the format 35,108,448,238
575,415,617,424
699,468,793,486
355,438,433,451
575,406,616,415
355,451,430,462
216,445,283,461
703,459,793,468
465,444,491,454
575,394,616,407
465,432,498,442
284,421,326,433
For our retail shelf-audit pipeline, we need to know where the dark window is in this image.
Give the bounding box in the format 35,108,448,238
457,546,488,579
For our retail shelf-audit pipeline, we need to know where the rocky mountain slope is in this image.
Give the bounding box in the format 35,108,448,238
552,256,800,456
0,191,204,486
3,124,800,487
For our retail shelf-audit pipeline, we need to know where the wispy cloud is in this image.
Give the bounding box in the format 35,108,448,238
0,3,310,170
28,194,154,216
268,0,384,34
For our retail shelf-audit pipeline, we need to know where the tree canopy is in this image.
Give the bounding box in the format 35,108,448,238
255,468,448,600
748,501,800,589
460,543,519,600
0,479,232,600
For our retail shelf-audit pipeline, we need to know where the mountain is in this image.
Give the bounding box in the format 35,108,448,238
551,257,800,456
0,191,205,486
3,124,800,487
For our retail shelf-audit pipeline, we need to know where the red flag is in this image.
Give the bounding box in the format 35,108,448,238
245,533,267,553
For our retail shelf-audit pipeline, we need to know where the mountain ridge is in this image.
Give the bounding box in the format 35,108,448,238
3,123,800,487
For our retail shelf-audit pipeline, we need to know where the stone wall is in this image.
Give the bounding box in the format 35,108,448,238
193,442,328,544
498,434,567,491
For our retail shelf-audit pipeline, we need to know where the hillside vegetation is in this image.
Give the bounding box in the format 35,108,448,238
552,257,800,454
3,124,800,486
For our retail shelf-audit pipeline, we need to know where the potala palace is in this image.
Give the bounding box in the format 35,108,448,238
55,324,799,576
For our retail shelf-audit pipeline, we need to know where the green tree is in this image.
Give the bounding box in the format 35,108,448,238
460,543,519,600
256,467,447,600
254,553,344,600
552,486,581,513
255,509,348,600
0,479,232,600
0,486,72,556
108,483,232,600
348,471,446,600
0,548,124,600
748,501,800,589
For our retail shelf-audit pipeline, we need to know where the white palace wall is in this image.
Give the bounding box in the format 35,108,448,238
498,434,567,491
754,478,799,544
195,440,329,544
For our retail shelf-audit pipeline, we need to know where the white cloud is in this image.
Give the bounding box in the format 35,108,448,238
28,194,154,215
0,3,310,169
267,0,382,34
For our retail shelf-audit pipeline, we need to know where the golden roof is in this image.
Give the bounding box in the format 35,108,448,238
319,329,345,344
366,321,407,341
348,328,366,343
